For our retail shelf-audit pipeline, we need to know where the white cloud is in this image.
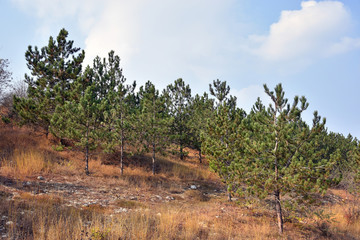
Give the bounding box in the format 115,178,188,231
10,0,237,88
250,1,360,61
81,0,237,89
11,0,87,19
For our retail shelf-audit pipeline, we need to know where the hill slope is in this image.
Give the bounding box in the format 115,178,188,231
0,124,359,239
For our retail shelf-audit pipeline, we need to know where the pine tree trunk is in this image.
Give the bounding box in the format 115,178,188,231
152,143,156,175
227,186,232,202
120,134,124,175
199,149,202,163
85,143,89,175
275,190,283,234
85,128,90,175
180,144,184,160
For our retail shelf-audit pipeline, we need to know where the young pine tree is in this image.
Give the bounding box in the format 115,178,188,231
202,103,246,201
90,51,136,175
231,83,339,234
137,81,172,175
51,67,104,175
164,78,192,160
188,93,214,163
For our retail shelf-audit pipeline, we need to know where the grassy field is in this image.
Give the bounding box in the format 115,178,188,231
1,123,360,239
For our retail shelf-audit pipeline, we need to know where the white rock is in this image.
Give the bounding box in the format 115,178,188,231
5,221,13,226
37,176,45,180
115,208,128,213
190,185,197,190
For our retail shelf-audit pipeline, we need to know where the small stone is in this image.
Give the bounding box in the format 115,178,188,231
5,221,13,226
190,185,197,190
129,196,138,200
37,176,45,180
166,196,175,201
155,195,162,200
115,208,128,213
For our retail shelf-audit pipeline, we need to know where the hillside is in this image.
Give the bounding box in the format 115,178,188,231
0,123,360,239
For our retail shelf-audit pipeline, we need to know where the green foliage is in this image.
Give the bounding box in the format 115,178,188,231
91,51,136,175
318,131,359,188
204,83,339,233
90,228,110,240
188,93,214,162
137,81,172,174
164,78,192,160
51,67,105,175
202,104,245,194
14,28,85,135
52,144,64,152
1,116,10,124
209,79,230,106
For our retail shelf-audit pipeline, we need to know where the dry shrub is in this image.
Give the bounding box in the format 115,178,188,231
326,203,360,237
171,161,209,180
184,189,209,202
1,149,55,179
17,192,63,205
89,159,120,178
114,199,143,209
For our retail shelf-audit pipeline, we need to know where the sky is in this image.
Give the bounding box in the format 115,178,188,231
1,0,360,138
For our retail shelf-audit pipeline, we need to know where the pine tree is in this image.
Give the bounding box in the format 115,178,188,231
51,66,104,175
205,79,243,200
209,79,237,108
105,83,136,175
230,83,338,234
188,92,214,163
164,78,192,160
90,51,136,175
202,103,246,201
137,81,172,175
14,28,84,136
209,79,229,105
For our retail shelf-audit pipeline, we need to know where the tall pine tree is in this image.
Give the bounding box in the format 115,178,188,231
14,28,84,136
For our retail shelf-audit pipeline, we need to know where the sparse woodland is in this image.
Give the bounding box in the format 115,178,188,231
1,28,360,239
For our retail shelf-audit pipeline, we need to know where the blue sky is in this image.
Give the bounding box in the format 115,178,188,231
1,0,360,138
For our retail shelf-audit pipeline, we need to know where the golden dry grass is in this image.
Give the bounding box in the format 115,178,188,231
2,125,360,239
1,192,285,240
1,149,55,179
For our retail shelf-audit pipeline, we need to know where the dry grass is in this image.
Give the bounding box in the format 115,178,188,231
3,125,360,239
324,202,360,238
0,192,286,240
1,149,55,179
